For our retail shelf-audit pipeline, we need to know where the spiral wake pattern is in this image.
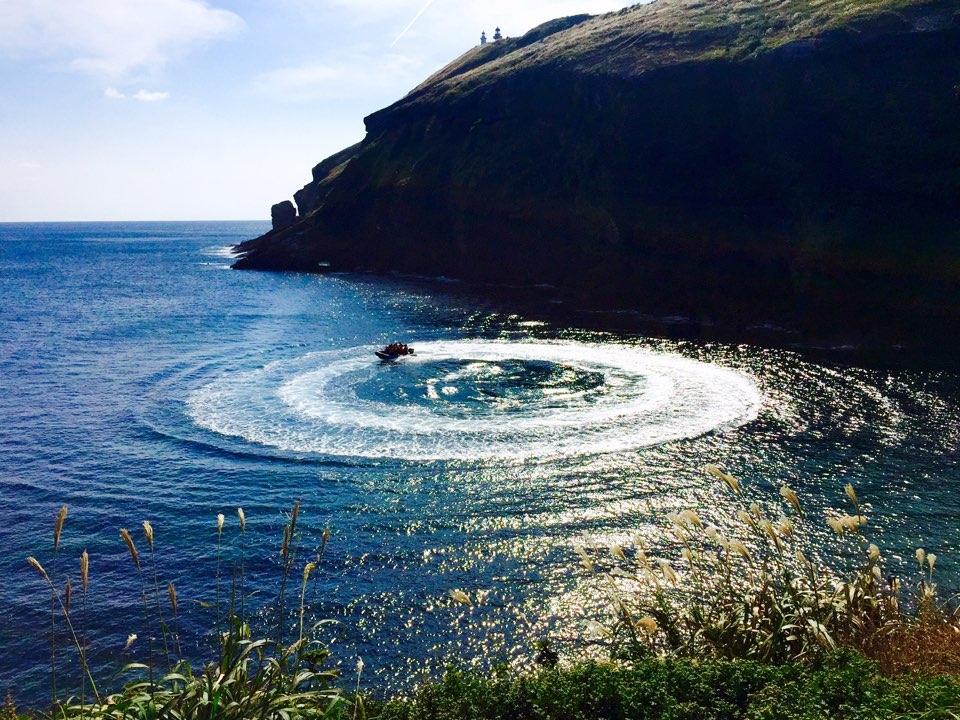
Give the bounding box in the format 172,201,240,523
187,340,763,461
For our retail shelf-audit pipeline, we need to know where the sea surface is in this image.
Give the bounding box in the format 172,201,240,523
1,222,959,704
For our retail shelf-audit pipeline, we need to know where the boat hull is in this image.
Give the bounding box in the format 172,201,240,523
376,349,414,361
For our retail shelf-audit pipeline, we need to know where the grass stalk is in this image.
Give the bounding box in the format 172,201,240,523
216,513,225,639
353,658,364,720
299,562,316,642
27,557,100,704
50,504,67,706
142,521,172,665
276,501,300,646
120,528,155,687
168,581,182,659
237,507,246,623
310,524,331,604
79,549,89,720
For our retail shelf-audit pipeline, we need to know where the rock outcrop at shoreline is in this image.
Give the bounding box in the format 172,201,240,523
235,0,960,344
270,201,297,231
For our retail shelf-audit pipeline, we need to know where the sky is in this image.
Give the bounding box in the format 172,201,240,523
0,0,632,221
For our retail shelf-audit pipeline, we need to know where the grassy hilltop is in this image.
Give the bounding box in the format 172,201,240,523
236,0,960,347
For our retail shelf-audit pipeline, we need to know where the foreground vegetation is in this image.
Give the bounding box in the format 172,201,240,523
581,467,960,678
9,650,960,720
11,467,960,719
377,653,960,720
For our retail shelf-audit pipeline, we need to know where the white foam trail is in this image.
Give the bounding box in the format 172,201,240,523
202,245,237,258
187,340,763,461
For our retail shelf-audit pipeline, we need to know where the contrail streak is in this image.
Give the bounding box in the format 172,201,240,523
391,0,438,46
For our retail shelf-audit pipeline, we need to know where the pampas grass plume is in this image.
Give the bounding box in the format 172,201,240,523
54,505,68,551
80,550,89,593
119,528,139,569
27,556,49,580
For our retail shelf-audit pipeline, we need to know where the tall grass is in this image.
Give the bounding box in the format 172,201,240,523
15,467,960,719
578,466,959,675
216,512,225,638
237,507,247,622
50,505,67,704
20,503,351,720
277,501,302,646
25,557,99,704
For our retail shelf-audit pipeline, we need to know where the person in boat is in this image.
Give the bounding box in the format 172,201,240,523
381,342,413,356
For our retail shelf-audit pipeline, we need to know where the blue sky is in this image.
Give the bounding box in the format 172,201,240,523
0,0,630,221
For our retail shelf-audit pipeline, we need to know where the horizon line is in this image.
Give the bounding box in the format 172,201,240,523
0,218,269,224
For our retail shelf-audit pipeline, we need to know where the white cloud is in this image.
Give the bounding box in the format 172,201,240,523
0,0,244,78
133,89,170,102
103,87,169,101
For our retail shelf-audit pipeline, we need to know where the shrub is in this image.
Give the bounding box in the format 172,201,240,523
373,653,960,720
52,622,347,720
576,467,958,672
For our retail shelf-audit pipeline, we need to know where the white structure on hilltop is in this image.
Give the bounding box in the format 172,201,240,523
480,30,487,45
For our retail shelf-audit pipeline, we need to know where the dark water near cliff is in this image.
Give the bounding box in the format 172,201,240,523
2,222,960,704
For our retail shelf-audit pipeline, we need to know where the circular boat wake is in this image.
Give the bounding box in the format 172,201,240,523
187,340,762,461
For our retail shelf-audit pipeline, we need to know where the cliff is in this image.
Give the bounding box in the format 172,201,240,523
234,0,960,345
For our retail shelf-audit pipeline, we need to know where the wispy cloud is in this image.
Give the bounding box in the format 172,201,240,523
104,87,170,102
255,64,339,91
254,51,424,101
0,0,244,78
133,89,170,102
319,0,630,40
391,0,439,47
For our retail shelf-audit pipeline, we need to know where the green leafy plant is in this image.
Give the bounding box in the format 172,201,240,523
54,621,346,720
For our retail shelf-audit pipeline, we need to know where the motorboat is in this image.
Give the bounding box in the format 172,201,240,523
375,344,415,361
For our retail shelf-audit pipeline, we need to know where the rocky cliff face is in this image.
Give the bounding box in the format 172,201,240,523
235,0,960,345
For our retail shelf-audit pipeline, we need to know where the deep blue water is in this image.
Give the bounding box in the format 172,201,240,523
2,222,960,705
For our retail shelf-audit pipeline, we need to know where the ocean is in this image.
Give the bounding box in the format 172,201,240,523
1,221,958,703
